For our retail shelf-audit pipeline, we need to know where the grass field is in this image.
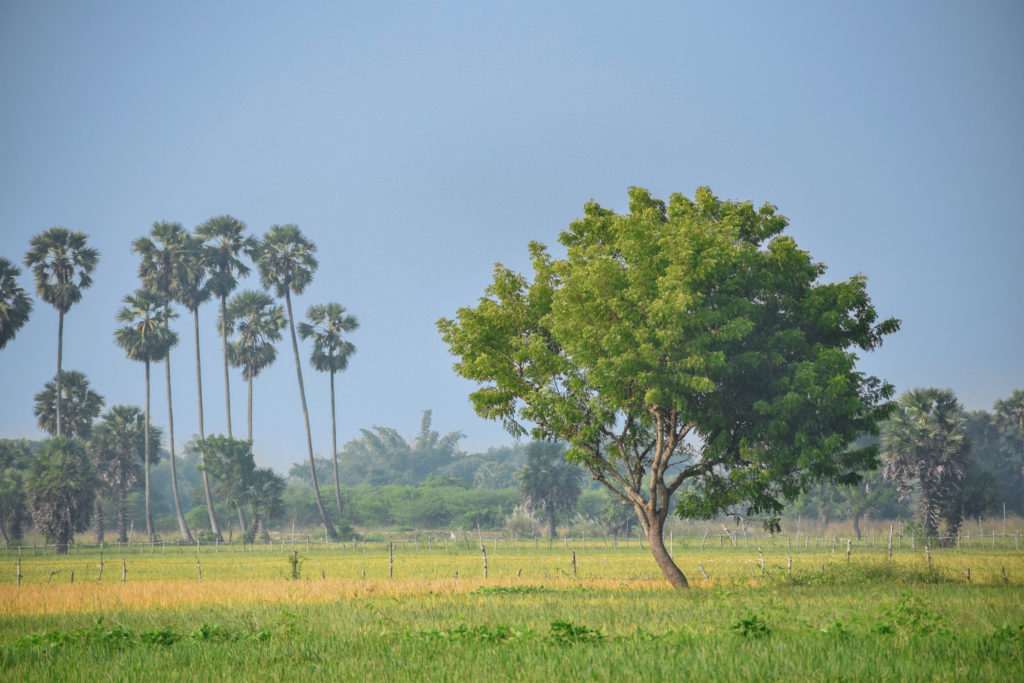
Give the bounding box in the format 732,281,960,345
2,536,1022,681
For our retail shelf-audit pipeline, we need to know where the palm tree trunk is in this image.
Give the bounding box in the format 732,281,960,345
247,375,253,444
221,295,233,438
285,292,337,540
165,346,193,542
144,359,154,541
117,487,128,544
236,503,247,538
331,369,343,518
94,497,104,544
194,308,222,540
56,310,64,438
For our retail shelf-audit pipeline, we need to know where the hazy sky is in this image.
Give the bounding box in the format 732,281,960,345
2,1,1022,474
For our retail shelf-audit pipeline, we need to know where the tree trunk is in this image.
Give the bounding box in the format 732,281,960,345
548,508,556,539
221,295,233,438
247,375,253,444
194,308,222,540
56,310,64,438
853,512,862,541
236,502,247,537
330,369,343,518
285,292,337,540
165,346,193,542
245,512,259,545
117,488,128,544
94,497,104,544
640,505,689,589
144,359,154,541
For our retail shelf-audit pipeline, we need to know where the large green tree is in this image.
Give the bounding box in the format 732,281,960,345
26,437,96,554
254,225,337,540
881,388,972,538
0,257,32,350
439,186,898,588
33,370,104,439
173,231,221,539
114,288,176,541
517,440,582,538
242,467,285,544
133,221,193,541
196,215,257,441
298,302,358,517
24,228,99,438
88,405,159,544
222,290,285,443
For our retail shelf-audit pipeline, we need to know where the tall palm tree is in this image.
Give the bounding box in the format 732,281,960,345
88,405,158,544
222,290,285,443
114,288,176,541
882,388,972,538
196,215,256,440
298,303,358,518
33,369,104,439
254,225,337,540
24,228,99,438
133,221,193,542
0,257,33,350
174,232,221,539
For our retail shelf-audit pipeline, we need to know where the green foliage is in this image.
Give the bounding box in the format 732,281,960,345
730,613,771,638
23,227,99,316
439,186,899,575
25,437,97,553
549,620,604,645
223,290,285,381
33,370,105,439
0,256,32,350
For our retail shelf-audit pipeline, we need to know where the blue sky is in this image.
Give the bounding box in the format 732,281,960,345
2,1,1022,474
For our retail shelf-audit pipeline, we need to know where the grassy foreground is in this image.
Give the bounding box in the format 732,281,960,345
1,541,1022,681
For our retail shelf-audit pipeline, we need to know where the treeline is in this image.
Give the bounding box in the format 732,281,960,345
1,220,362,551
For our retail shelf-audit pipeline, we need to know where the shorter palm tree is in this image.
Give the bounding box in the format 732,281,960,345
0,257,32,350
114,288,176,541
222,290,285,443
882,388,972,538
517,440,582,538
26,437,97,554
33,370,104,439
88,405,158,543
298,302,358,518
242,467,285,544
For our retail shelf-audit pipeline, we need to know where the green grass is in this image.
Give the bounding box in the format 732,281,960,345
2,542,1022,681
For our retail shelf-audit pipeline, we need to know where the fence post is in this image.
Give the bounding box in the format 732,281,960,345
17,558,21,586
122,559,127,583
571,551,577,579
389,542,394,579
481,545,488,579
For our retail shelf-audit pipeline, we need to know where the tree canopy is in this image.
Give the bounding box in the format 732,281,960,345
439,186,899,587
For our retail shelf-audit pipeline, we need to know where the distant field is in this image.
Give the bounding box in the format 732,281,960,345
2,538,1022,680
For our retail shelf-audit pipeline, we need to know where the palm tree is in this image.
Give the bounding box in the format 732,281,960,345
174,232,221,539
26,437,97,554
298,302,358,518
133,221,193,542
517,440,582,538
242,467,285,544
882,388,972,539
33,369,104,439
196,215,256,440
222,290,285,443
0,257,33,350
88,405,158,544
23,228,99,438
254,225,337,540
114,288,176,541
195,435,254,542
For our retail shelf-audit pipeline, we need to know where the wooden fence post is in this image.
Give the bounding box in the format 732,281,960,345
481,545,488,579
389,542,394,579
572,551,577,579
